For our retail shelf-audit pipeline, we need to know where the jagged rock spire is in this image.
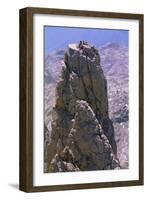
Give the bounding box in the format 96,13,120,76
46,42,119,172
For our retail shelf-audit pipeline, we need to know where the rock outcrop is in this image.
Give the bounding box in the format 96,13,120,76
46,41,119,172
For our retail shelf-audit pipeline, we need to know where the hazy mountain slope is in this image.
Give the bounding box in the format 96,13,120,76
99,43,129,168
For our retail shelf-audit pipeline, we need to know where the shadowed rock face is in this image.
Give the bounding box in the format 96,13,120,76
45,42,119,172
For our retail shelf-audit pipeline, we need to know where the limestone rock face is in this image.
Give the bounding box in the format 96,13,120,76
46,42,119,172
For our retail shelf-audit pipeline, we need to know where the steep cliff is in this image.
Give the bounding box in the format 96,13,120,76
45,42,119,172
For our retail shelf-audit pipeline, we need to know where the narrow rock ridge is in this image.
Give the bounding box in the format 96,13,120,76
46,41,119,172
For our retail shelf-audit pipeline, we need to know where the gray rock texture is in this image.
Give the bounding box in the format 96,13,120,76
45,42,120,172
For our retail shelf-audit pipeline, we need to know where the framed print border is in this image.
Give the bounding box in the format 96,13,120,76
19,7,144,192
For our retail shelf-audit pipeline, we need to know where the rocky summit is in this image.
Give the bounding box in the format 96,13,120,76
45,41,120,172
